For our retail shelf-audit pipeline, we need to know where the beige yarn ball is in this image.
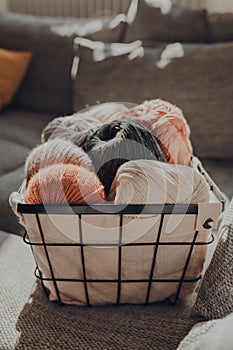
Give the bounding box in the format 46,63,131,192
109,160,210,204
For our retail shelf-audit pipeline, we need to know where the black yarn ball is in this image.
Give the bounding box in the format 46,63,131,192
83,119,167,194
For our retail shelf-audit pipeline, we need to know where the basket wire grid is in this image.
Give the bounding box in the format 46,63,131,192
19,202,217,306
18,157,225,306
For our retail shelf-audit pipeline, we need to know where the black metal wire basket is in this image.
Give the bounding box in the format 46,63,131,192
14,157,225,306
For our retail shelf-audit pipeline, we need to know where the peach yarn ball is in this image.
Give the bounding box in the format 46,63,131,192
123,99,193,166
25,139,93,184
25,164,106,204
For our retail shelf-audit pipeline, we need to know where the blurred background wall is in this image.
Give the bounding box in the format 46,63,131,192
0,0,232,16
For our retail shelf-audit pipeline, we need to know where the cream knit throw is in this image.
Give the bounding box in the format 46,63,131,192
192,198,233,320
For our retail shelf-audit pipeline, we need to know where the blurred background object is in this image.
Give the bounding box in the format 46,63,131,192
0,0,232,17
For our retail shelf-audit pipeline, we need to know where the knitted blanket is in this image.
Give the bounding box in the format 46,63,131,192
0,233,199,350
0,234,35,350
193,197,233,320
15,282,199,350
178,198,233,349
1,199,232,349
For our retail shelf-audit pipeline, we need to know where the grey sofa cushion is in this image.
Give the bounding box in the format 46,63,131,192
0,108,55,148
0,13,126,114
0,108,54,234
0,166,25,235
125,1,210,43
49,16,126,43
208,13,233,42
0,139,29,176
201,159,233,199
0,12,74,114
192,198,233,320
73,41,233,159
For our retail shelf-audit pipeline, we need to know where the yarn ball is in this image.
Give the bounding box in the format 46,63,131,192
109,160,209,204
83,119,167,194
25,139,93,185
41,113,101,146
81,102,129,124
122,99,193,165
25,164,106,204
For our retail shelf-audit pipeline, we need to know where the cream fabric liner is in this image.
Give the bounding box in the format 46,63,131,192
9,158,222,305
20,202,220,305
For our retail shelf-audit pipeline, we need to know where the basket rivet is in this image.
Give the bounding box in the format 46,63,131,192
203,218,214,229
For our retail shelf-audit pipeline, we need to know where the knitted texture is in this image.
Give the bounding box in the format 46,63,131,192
178,313,233,350
0,234,35,350
192,198,233,320
15,282,199,350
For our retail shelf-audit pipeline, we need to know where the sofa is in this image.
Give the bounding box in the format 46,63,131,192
0,10,126,234
0,1,233,349
0,4,233,235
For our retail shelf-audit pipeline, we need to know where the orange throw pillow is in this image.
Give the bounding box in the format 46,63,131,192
0,47,32,110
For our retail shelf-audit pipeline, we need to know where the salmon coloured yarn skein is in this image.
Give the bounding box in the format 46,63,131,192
25,164,106,204
25,139,93,185
123,99,193,165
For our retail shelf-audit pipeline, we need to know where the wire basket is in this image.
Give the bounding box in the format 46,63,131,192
14,157,225,306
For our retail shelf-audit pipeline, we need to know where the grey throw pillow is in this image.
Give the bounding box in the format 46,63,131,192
208,13,233,42
125,1,210,43
192,199,233,320
73,39,233,159
0,12,74,114
0,12,126,114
